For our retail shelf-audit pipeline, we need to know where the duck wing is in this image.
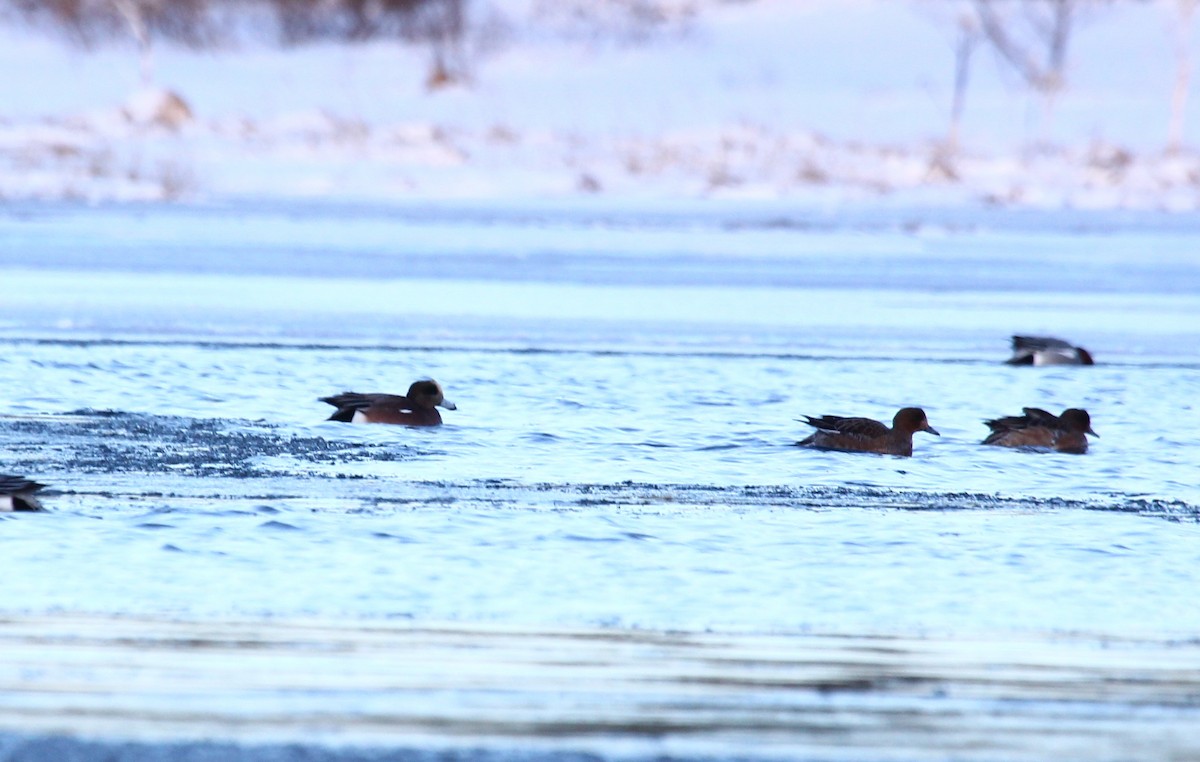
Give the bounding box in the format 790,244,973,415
1013,336,1073,351
802,415,890,438
985,407,1061,434
321,392,406,410
1020,407,1062,427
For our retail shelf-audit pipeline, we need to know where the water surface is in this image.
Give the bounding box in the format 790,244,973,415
1,201,1198,759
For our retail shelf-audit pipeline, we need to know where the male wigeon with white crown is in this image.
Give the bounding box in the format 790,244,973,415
1006,335,1094,366
796,407,940,457
0,474,47,512
321,379,456,426
981,407,1097,454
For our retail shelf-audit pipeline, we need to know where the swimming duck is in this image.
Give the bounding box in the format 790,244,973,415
981,407,1097,454
0,474,47,512
797,407,940,457
1006,336,1094,366
321,379,456,426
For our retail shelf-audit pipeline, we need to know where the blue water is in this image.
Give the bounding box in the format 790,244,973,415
2,200,1199,640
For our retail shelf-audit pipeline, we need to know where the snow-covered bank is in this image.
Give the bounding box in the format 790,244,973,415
2,0,1199,208
5,100,1200,209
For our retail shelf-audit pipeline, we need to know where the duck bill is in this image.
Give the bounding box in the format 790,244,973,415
1087,427,1098,437
925,425,941,436
439,399,457,411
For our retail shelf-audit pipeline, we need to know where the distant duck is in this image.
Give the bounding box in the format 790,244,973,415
1006,335,1094,366
796,407,940,457
981,407,1097,454
321,379,456,426
0,475,47,512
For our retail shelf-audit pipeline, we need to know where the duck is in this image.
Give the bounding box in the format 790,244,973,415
796,407,940,457
981,407,1097,454
321,379,456,426
0,474,47,512
1006,335,1094,366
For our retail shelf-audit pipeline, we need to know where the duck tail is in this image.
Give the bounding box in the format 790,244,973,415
325,406,357,423
320,392,367,422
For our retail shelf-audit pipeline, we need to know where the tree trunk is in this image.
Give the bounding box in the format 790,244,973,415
947,14,978,154
1168,0,1197,154
973,0,1077,146
111,0,154,87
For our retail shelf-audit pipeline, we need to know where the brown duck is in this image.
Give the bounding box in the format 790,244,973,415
321,379,456,426
981,407,1097,454
797,407,940,457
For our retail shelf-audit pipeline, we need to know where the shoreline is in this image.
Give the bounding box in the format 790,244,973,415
4,92,1198,209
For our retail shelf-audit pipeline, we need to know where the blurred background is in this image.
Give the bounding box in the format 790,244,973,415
1,0,1198,207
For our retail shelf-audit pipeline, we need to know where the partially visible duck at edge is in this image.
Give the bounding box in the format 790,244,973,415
1006,335,1094,366
0,474,47,512
321,379,456,426
796,407,940,457
981,407,1097,454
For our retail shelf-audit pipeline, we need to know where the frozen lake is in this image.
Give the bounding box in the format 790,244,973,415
2,200,1199,760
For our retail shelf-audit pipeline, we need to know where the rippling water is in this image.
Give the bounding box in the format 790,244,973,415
2,201,1199,758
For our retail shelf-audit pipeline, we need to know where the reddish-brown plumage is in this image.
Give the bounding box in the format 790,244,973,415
981,407,1097,454
321,380,456,426
797,407,940,457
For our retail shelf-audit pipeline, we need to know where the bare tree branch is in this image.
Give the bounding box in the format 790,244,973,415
973,0,1075,93
271,0,471,88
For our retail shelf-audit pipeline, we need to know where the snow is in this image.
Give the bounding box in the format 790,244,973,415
0,0,1198,208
